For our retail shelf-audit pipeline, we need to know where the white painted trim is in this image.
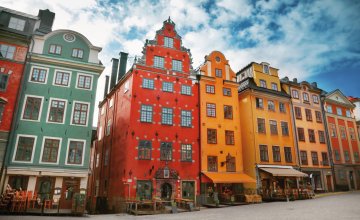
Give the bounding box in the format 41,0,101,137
52,69,72,88
65,138,86,166
70,100,90,127
28,62,98,75
75,72,94,91
20,94,44,122
28,65,49,84
39,136,62,165
12,134,37,164
257,164,294,169
45,97,68,124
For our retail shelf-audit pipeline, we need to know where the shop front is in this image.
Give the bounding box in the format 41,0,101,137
301,168,333,193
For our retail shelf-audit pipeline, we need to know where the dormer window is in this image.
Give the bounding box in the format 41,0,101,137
262,63,270,74
49,44,62,55
164,37,173,48
260,79,267,88
0,44,16,59
72,48,84,59
8,17,25,31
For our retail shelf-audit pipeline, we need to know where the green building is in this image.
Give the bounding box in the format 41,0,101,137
4,29,104,210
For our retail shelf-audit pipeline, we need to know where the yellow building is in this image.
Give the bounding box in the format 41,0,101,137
197,51,254,205
237,62,307,201
281,78,333,192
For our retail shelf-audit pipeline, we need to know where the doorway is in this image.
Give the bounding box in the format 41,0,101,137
60,177,80,209
326,175,333,192
161,182,172,200
349,171,355,190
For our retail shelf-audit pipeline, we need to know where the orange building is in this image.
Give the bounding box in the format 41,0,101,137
281,78,333,192
237,62,307,200
197,51,254,205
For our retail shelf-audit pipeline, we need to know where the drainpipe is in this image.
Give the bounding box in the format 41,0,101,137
289,99,301,169
196,74,202,206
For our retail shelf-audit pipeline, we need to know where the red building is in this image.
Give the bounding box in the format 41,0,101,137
91,18,199,212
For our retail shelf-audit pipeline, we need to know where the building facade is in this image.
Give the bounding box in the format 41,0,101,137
93,18,199,212
237,62,307,200
348,96,360,142
281,78,333,192
4,27,104,210
197,51,254,205
323,90,360,190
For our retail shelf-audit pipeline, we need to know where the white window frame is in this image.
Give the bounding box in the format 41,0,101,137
154,56,165,68
12,134,37,163
336,107,342,116
8,17,26,31
39,136,62,165
52,69,72,87
70,100,90,127
327,105,333,113
172,59,182,72
262,64,270,74
29,66,49,84
164,37,174,48
46,97,68,124
75,73,93,90
65,138,86,166
21,94,44,122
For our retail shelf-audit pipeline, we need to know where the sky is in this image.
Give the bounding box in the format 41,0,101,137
1,0,359,124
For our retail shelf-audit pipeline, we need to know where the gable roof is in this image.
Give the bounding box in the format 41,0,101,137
325,89,355,108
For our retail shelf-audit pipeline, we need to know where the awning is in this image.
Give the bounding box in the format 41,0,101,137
202,172,256,183
259,167,308,177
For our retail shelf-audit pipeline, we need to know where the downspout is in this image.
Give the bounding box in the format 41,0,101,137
196,75,202,205
289,100,301,169
249,90,259,191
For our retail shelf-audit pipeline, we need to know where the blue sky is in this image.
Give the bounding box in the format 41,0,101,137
2,0,359,123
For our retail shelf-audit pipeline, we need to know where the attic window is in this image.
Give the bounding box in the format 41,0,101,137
263,64,270,74
164,37,173,48
9,17,25,31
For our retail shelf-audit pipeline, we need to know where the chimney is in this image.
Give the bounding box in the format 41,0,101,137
293,78,297,83
117,52,128,82
110,58,119,90
103,75,109,98
37,9,55,34
311,82,317,88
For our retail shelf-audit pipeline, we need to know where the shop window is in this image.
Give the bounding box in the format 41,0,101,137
8,176,28,190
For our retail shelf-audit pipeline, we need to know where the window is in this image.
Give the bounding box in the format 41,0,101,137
22,96,42,121
49,44,62,55
311,151,319,165
268,100,275,111
224,105,233,119
295,107,302,119
349,128,356,140
292,90,299,99
315,111,322,123
272,146,281,162
263,64,270,74
161,107,173,125
215,68,222,77
225,130,235,145
330,124,337,137
136,180,152,200
162,82,173,92
104,149,109,166
207,156,218,172
207,129,217,144
154,56,165,68
354,152,359,163
8,17,26,31
339,170,345,180
181,85,191,95
72,102,89,125
67,140,84,165
0,73,9,91
72,48,83,58
336,107,342,116
334,149,340,161
30,67,47,83
303,93,309,102
76,74,92,90
279,102,286,113
346,110,351,118
226,155,236,172
0,103,5,123
140,105,153,123
142,78,154,89
344,151,350,162
106,120,111,136
0,44,15,59
260,145,269,162
322,152,329,166
181,144,192,162
257,118,266,134
48,99,66,123
340,126,346,139
41,138,60,163
284,147,292,163
223,88,231,96
271,83,278,91
181,110,192,127
54,71,70,86
305,109,312,121
318,131,326,143
206,85,215,94
270,120,278,135
312,95,319,104
160,142,172,161
297,127,305,141
256,97,263,109
259,79,267,88
206,103,216,117
327,105,333,113
164,37,173,48
172,60,182,72
308,129,316,143
300,151,308,165
14,136,35,162
281,122,289,136
138,140,151,160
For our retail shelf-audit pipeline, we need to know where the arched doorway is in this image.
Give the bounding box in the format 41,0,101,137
161,182,172,200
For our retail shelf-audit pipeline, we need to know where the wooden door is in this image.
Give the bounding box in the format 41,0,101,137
326,175,333,192
60,178,80,209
